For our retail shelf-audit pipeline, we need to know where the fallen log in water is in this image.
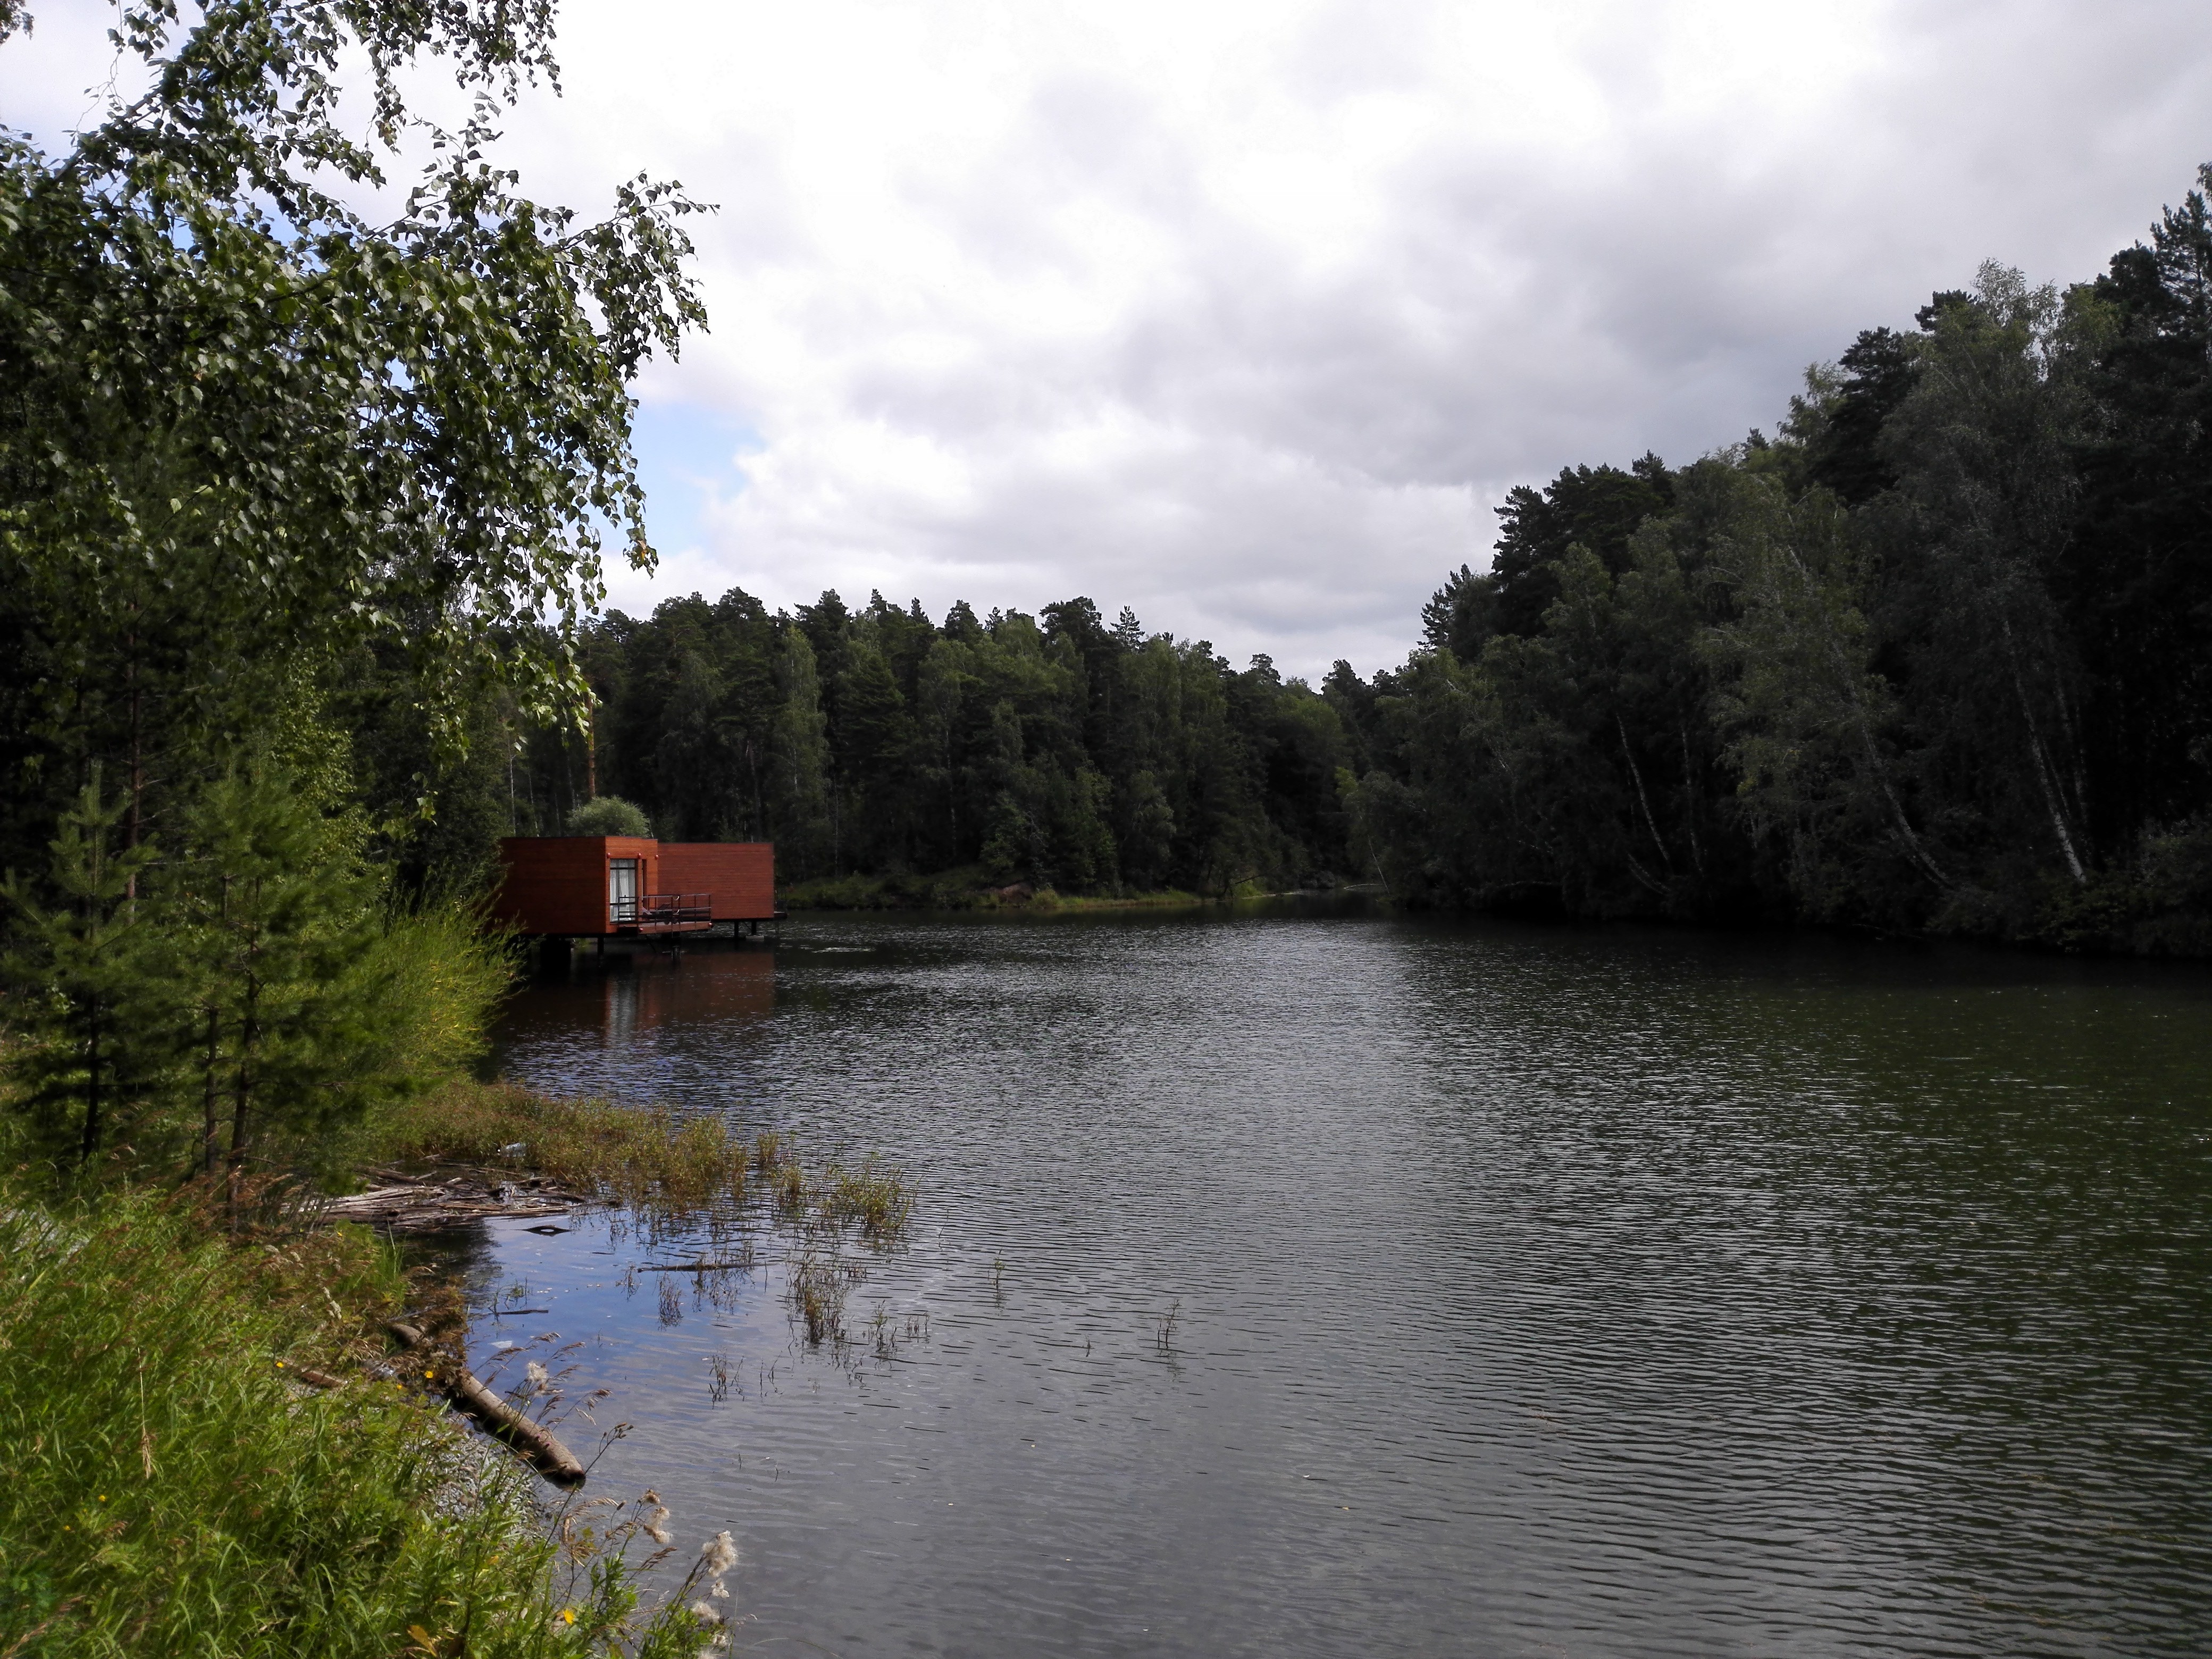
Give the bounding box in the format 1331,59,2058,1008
386,1320,586,1487
321,1169,589,1233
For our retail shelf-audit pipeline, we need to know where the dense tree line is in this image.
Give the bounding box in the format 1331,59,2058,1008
1336,178,2212,951
506,591,1358,894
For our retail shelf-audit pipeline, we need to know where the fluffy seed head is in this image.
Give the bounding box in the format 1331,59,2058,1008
699,1529,739,1578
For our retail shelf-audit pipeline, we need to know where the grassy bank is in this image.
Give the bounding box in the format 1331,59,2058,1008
371,1079,752,1212
0,969,911,1659
0,1175,723,1658
780,865,1224,912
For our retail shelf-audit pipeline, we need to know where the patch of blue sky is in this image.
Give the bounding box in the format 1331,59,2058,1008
629,402,759,563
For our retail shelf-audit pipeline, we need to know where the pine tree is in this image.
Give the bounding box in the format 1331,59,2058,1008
1,778,180,1171
173,767,410,1195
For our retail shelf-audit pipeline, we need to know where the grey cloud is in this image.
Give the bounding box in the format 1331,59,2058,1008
16,1,2210,678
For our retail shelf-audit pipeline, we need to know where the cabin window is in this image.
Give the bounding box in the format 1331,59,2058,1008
608,858,640,925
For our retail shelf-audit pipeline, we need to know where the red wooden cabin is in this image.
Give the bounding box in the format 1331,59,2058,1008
492,837,777,938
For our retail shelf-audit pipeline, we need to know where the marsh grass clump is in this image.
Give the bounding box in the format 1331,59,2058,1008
657,1113,746,1212
381,1083,916,1376
0,1186,716,1657
822,1158,913,1245
371,1080,748,1216
789,1251,846,1348
777,1158,915,1349
770,1158,807,1219
372,1087,914,1257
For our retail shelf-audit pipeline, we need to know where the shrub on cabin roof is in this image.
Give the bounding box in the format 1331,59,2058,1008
566,797,652,839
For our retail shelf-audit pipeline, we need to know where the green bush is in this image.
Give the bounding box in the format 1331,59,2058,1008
563,799,651,839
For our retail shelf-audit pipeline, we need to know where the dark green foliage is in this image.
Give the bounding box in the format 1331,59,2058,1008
2068,172,2212,852
0,780,175,1168
515,592,1356,896
4,764,507,1186
0,0,703,888
1803,326,1918,504
1433,456,1678,654
1353,175,2212,952
174,766,411,1184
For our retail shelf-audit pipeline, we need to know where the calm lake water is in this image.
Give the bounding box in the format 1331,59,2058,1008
469,906,2212,1657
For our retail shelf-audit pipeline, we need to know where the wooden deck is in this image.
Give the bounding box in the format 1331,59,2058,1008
625,893,714,934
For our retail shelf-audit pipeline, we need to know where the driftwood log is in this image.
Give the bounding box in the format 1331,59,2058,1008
322,1170,588,1233
387,1321,586,1487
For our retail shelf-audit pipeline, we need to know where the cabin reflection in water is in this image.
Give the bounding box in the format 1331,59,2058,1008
601,948,776,1044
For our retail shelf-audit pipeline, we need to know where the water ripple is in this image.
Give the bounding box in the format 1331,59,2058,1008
473,911,2212,1657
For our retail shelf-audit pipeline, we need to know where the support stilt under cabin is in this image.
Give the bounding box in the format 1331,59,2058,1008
492,837,782,943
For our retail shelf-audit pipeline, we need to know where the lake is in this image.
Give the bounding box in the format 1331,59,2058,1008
466,905,2212,1657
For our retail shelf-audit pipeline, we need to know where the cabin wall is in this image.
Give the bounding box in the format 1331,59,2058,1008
657,843,777,921
493,836,660,937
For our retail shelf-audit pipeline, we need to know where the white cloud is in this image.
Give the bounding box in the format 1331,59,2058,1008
10,0,2211,674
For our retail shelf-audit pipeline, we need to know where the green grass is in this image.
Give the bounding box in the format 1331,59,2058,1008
779,865,1212,912
0,1186,716,1658
368,1079,750,1214
823,1158,914,1243
1018,886,1208,912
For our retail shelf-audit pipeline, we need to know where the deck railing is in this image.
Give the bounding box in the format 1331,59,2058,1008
611,892,713,931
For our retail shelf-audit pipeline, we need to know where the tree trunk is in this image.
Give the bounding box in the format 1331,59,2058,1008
1618,715,1674,877
125,618,143,900
200,1004,222,1177
2002,617,2085,882
384,1322,586,1486
80,1008,104,1167
1678,718,1706,876
227,956,259,1214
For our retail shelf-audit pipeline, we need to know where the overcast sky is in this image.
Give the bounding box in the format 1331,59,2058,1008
9,2,2212,675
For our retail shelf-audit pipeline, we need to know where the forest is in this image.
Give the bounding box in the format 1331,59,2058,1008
524,591,1356,899
506,196,2212,951
1353,233,2212,952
